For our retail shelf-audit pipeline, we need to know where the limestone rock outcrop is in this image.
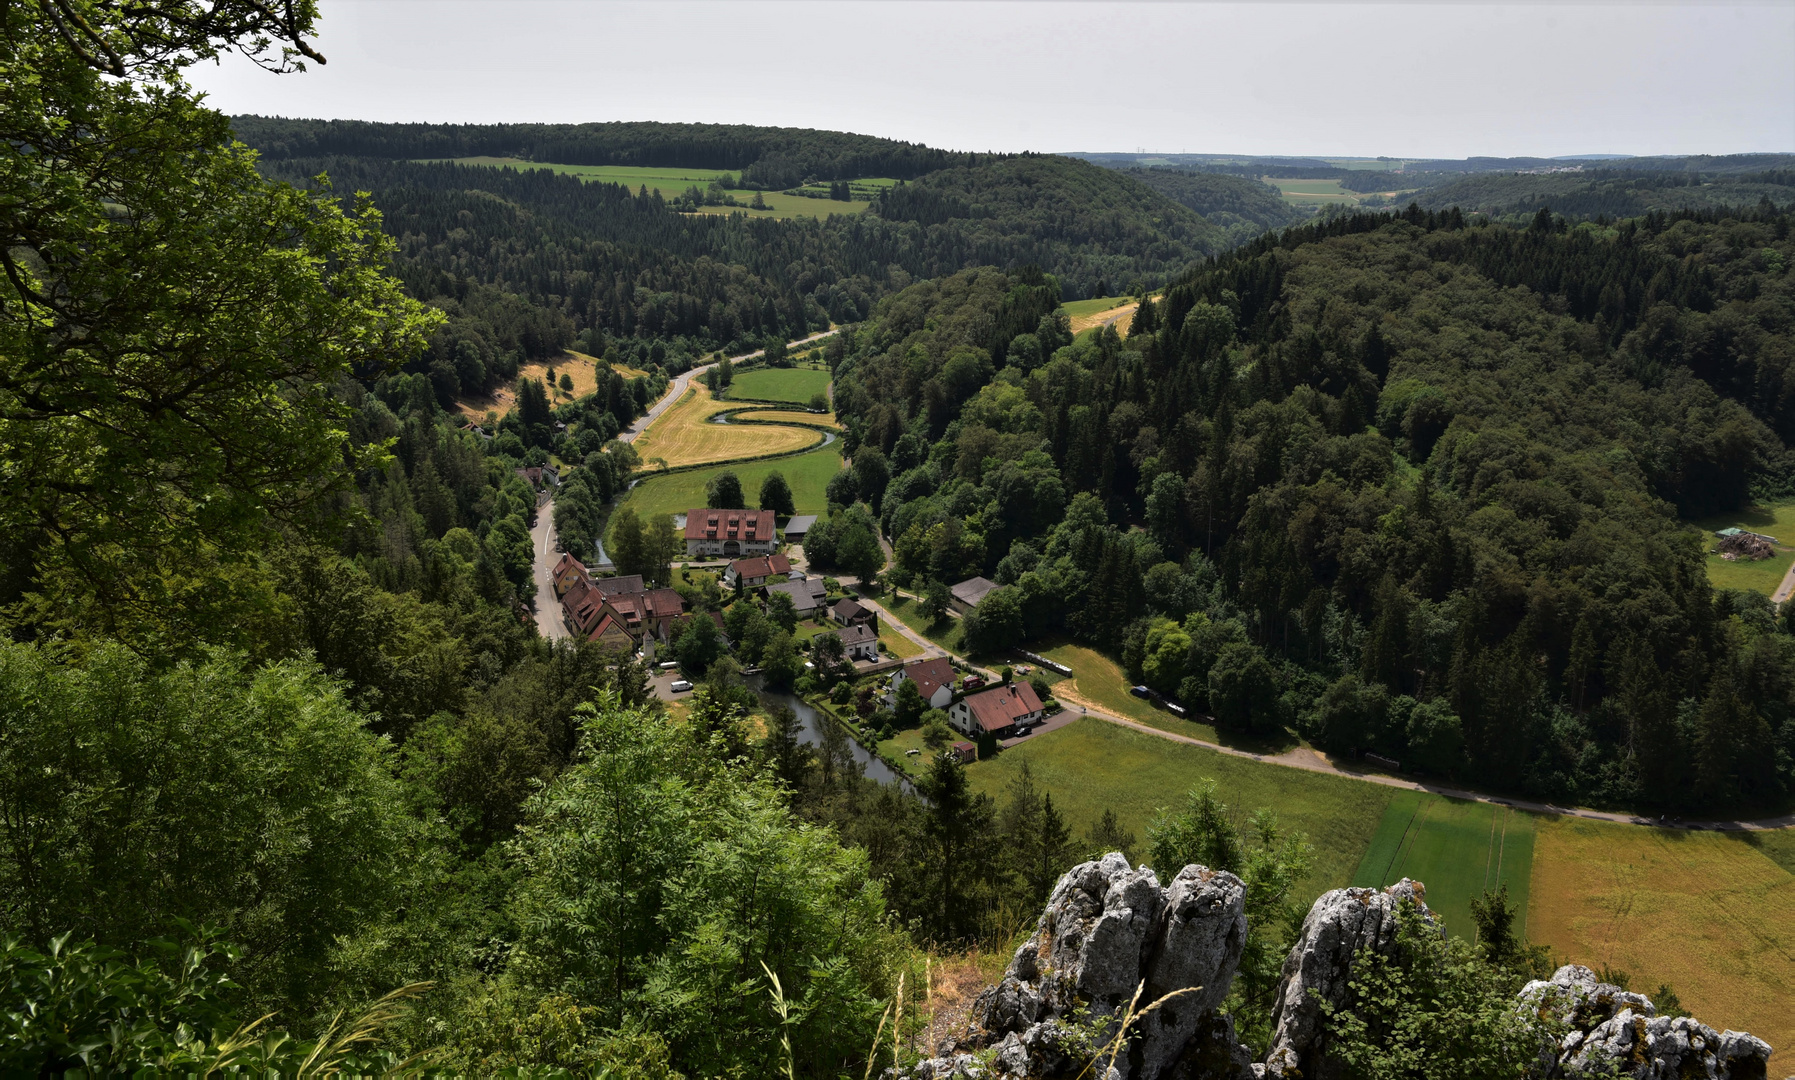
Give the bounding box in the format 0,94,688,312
1519,964,1773,1079
1259,878,1433,1079
907,852,1254,1080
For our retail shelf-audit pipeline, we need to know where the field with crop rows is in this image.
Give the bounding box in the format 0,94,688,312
1351,791,1536,941
1528,815,1795,1056
631,387,824,468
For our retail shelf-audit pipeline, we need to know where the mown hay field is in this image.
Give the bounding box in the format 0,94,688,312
1350,791,1536,941
967,717,1396,904
456,351,600,422
613,444,845,536
631,387,823,468
729,367,832,404
1062,296,1140,338
1528,815,1795,1056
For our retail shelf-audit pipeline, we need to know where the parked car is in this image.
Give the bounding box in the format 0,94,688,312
1130,685,1151,699
962,675,986,690
669,680,693,693
1165,702,1188,717
659,661,680,671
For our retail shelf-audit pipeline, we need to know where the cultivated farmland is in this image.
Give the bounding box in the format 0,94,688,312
728,367,832,404
968,717,1396,904
1528,815,1795,1056
1061,295,1141,338
420,158,883,220
1351,791,1536,942
631,386,828,468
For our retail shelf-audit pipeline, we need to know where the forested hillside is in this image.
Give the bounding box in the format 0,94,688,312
1405,167,1795,220
831,203,1795,814
243,132,1234,399
1120,166,1309,242
231,116,987,187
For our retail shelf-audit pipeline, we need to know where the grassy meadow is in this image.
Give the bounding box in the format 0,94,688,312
881,592,965,653
631,386,826,468
420,158,881,220
456,351,601,422
1689,501,1795,595
613,444,844,534
967,717,1396,903
1350,791,1537,941
728,367,832,404
1527,815,1795,1056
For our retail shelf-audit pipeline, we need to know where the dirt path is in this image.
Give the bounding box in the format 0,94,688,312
1772,557,1795,604
1046,686,1795,832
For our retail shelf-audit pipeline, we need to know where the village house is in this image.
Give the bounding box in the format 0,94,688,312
684,508,778,558
764,577,828,618
822,623,879,663
950,576,998,614
552,553,588,597
723,553,793,589
830,597,876,630
949,682,1044,739
887,657,956,710
597,587,686,645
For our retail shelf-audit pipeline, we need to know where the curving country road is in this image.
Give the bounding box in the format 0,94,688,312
529,328,842,638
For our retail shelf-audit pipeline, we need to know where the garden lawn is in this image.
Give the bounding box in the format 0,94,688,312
968,717,1396,905
882,592,964,653
632,386,822,468
1689,501,1795,596
1528,815,1795,1057
1349,791,1536,941
876,726,931,779
729,367,832,404
614,445,845,532
1030,641,1242,746
879,621,923,659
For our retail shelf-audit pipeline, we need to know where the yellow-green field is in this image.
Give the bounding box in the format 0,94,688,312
632,386,826,468
1528,815,1795,1057
1062,296,1141,338
456,351,603,422
1266,177,1418,208
1351,791,1536,942
1690,502,1795,595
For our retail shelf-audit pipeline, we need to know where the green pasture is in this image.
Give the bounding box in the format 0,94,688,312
1688,502,1795,596
728,367,832,404
969,718,1395,903
880,592,964,653
614,445,843,536
418,158,878,220
689,189,867,220
1059,295,1136,320
1030,641,1233,746
1350,791,1536,941
1267,178,1356,204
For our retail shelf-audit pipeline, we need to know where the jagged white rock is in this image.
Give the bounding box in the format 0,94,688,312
1260,879,1433,1079
905,852,1253,1080
1517,964,1773,1079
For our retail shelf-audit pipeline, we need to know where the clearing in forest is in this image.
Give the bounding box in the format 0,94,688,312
728,367,832,404
1063,296,1140,338
968,717,1396,904
1689,501,1795,596
455,350,603,423
1350,791,1536,942
1528,815,1795,1056
631,386,827,468
416,158,885,220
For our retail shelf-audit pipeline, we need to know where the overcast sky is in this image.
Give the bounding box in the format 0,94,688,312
186,1,1795,159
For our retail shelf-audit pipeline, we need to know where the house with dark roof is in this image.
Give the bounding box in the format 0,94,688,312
724,553,792,589
560,577,608,637
949,682,1044,739
950,576,999,613
887,657,956,710
821,622,879,662
765,578,827,617
783,514,818,541
684,508,778,558
592,574,645,596
830,597,876,630
599,587,687,645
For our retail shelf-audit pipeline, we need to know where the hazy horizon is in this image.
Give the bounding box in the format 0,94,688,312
188,1,1795,160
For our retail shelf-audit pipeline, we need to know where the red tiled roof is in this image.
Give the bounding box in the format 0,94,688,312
962,683,1044,733
729,553,792,579
553,553,587,579
684,508,772,542
899,658,956,701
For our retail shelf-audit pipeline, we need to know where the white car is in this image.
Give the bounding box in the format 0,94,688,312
669,680,693,693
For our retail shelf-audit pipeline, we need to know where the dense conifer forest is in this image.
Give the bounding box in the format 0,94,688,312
4,3,1792,1075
